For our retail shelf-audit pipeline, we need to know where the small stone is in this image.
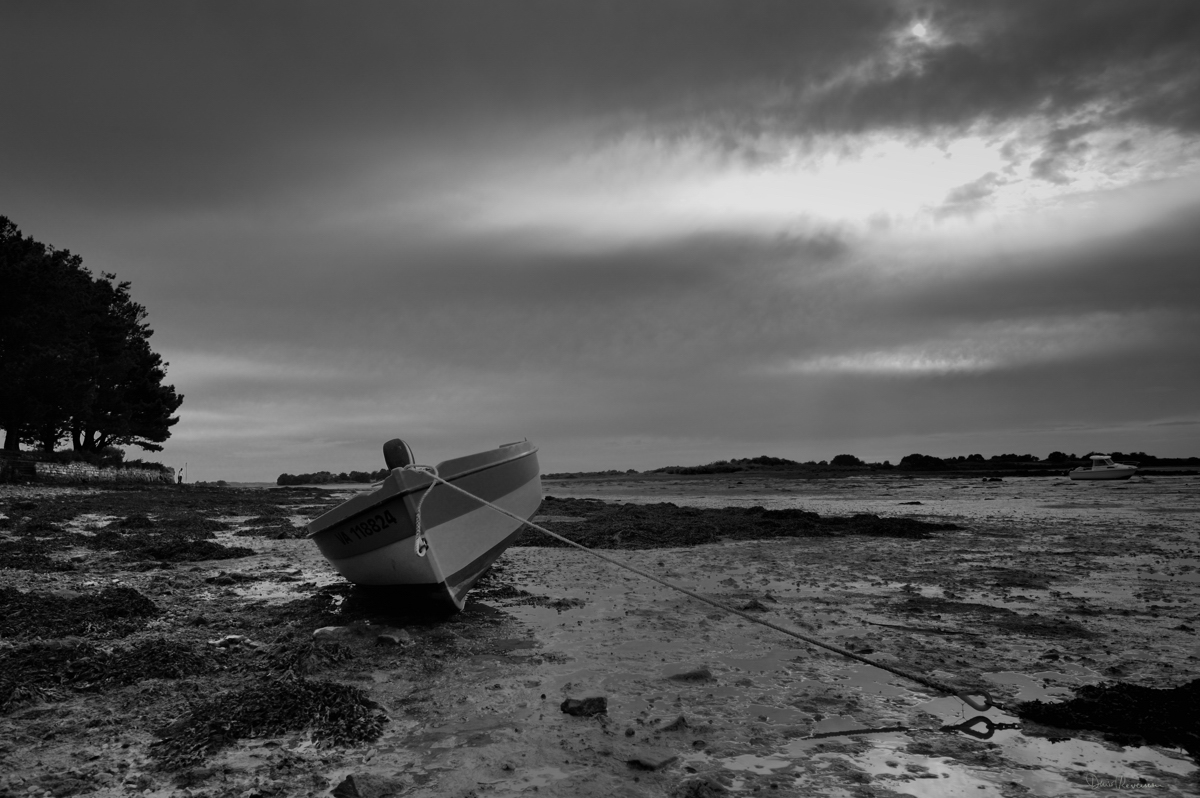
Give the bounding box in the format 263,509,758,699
660,714,689,732
667,667,713,682
626,752,678,770
374,627,412,646
313,625,352,640
673,777,727,797
330,775,361,798
209,634,248,648
560,696,607,717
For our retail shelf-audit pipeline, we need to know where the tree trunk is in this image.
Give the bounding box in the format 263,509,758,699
3,427,20,451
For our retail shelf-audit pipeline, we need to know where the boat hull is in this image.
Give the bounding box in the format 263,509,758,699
1069,467,1136,480
307,441,541,611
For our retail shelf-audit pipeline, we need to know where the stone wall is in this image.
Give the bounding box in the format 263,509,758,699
30,461,176,484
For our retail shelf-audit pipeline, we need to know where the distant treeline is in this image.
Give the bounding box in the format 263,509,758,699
550,451,1200,478
287,450,1200,484
276,469,389,486
893,451,1200,471
543,469,640,479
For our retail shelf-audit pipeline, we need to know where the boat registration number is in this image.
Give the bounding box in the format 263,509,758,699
335,509,400,545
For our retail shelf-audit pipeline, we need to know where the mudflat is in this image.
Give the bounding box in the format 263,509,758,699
1,472,1197,797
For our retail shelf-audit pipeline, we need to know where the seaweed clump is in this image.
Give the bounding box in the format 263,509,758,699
0,538,77,572
88,515,254,562
1017,679,1200,760
0,585,158,639
0,636,216,712
520,498,958,549
151,676,387,769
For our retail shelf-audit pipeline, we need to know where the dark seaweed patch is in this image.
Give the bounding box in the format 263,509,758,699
985,568,1054,590
0,585,158,640
992,614,1096,639
898,596,1015,617
88,525,253,562
259,637,357,677
0,636,217,712
151,676,387,769
1017,679,1200,760
896,596,1095,638
519,498,957,550
0,538,76,572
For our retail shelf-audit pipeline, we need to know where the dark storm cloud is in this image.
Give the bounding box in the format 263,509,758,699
802,0,1200,133
3,0,896,212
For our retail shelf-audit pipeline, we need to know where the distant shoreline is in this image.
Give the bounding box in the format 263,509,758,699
241,466,1200,490
544,464,1200,481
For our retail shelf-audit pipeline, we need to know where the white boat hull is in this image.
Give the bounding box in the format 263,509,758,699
1069,465,1137,480
307,440,541,611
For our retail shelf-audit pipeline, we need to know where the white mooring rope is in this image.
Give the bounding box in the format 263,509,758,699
400,463,998,713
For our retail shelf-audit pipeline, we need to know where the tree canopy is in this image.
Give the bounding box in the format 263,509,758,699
0,216,183,452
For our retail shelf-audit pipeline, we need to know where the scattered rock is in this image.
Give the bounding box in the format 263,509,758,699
671,776,728,797
660,714,689,732
313,626,353,641
667,667,713,682
208,634,249,648
627,751,678,770
374,627,412,646
328,773,408,798
560,696,607,717
331,774,361,798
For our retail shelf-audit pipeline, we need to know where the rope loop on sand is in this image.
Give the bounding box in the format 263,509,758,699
398,465,999,713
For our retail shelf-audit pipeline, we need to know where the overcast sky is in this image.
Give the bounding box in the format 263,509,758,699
4,1,1199,481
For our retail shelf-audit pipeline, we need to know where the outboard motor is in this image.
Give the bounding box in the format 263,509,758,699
383,438,415,470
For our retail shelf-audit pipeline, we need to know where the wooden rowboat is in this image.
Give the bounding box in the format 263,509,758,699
307,438,542,611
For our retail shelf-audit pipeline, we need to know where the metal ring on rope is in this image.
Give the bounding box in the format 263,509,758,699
403,464,440,558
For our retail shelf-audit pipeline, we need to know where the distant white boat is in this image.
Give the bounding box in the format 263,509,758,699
1069,454,1138,481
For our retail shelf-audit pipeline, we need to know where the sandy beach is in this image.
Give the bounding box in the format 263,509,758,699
1,472,1198,797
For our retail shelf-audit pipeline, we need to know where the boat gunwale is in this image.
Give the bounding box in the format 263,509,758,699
305,443,538,539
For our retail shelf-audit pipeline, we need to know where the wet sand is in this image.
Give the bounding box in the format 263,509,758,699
1,473,1198,797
